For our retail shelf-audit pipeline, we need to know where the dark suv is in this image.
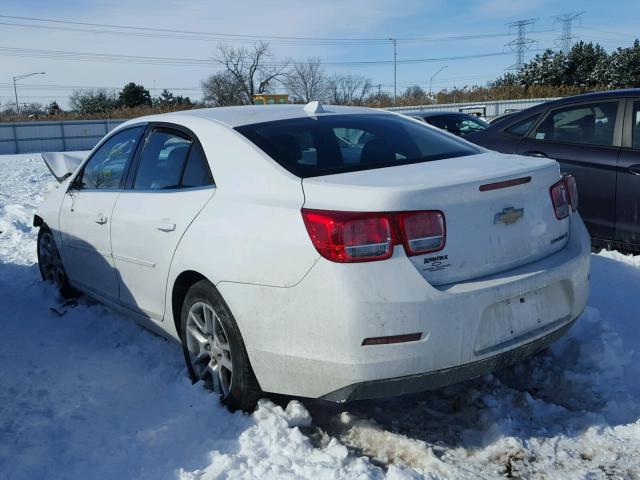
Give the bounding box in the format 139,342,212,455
465,89,640,252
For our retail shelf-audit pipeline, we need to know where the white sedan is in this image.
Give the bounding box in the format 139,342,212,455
35,103,590,410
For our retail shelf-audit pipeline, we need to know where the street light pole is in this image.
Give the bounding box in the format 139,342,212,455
429,65,448,103
12,72,46,113
389,38,397,105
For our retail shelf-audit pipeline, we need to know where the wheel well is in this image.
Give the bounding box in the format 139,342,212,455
171,270,207,338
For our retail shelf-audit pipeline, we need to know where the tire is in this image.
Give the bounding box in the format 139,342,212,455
180,279,261,412
37,226,77,299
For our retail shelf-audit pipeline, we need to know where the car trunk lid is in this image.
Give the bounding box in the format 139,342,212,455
301,152,570,285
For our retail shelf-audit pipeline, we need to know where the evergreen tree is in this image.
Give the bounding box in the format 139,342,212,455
118,82,151,108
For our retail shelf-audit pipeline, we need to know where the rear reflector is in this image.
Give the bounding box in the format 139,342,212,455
301,209,446,263
479,176,531,192
564,174,578,212
362,333,422,346
550,178,570,220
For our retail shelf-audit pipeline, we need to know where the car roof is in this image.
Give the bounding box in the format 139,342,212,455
398,110,474,118
150,104,389,128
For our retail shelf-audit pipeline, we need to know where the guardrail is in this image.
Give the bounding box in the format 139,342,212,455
0,119,125,155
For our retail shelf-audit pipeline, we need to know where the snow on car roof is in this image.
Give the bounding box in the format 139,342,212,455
161,103,389,128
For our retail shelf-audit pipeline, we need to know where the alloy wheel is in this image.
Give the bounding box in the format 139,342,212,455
39,231,66,289
185,301,234,397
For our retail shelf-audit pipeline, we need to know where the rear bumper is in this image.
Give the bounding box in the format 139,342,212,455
218,212,590,400
322,317,575,402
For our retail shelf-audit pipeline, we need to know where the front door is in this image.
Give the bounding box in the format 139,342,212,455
516,99,623,241
58,126,145,300
110,127,215,320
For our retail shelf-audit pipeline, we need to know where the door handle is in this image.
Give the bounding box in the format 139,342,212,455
628,164,640,176
95,214,108,225
156,221,176,232
522,151,548,158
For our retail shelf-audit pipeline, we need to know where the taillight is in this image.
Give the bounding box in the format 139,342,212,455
301,210,394,262
550,179,570,220
564,174,578,212
395,211,445,256
301,209,446,263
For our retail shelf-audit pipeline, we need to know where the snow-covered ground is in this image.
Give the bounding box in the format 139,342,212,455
0,153,638,480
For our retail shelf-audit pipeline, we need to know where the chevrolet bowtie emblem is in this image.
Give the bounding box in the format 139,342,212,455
494,206,524,225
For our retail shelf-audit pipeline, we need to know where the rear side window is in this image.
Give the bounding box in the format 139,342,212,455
531,101,619,146
181,146,212,188
134,130,191,190
504,115,539,137
235,114,481,178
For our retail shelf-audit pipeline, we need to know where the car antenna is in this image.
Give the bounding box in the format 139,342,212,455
304,101,325,115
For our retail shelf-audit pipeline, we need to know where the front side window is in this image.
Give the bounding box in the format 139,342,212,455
133,130,192,190
531,101,619,146
78,126,144,190
235,114,482,178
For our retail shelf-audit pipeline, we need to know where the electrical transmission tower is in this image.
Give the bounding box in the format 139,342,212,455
552,11,585,52
506,18,537,71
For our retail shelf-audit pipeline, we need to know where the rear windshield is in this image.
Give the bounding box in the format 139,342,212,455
235,113,482,178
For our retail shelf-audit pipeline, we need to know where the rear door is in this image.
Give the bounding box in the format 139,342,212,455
516,99,623,241
615,98,640,247
110,125,215,320
59,125,145,300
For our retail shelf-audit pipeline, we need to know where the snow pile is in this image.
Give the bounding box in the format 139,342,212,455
1,152,639,479
179,401,381,480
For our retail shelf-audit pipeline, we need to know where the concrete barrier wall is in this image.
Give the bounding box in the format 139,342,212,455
386,97,560,118
0,119,125,155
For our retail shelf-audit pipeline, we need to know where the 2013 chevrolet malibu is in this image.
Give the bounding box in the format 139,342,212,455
34,103,591,411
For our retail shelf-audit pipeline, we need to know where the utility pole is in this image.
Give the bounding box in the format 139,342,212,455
553,11,585,52
12,71,46,113
389,38,397,105
506,19,537,71
429,65,448,102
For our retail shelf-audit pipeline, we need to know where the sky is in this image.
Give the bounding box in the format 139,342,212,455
0,0,638,109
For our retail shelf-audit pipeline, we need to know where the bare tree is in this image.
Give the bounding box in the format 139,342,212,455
69,89,119,114
201,71,246,106
214,42,289,105
401,85,429,106
286,58,330,103
328,74,373,105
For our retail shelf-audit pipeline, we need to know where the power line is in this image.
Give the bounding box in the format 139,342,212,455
506,18,537,71
552,11,585,52
0,45,527,68
0,14,552,46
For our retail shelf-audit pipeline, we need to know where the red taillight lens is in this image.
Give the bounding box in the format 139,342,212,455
550,179,570,220
395,210,446,256
564,174,578,212
301,209,446,263
301,209,394,262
